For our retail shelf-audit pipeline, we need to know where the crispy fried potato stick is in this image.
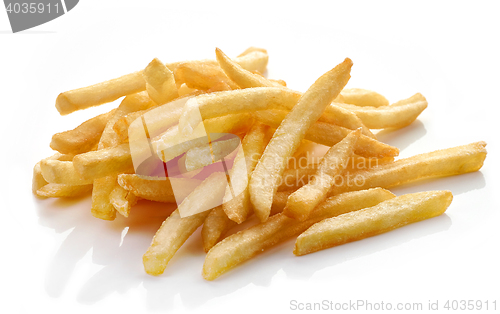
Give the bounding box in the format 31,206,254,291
216,48,280,88
117,174,200,203
50,109,116,154
174,62,239,90
277,167,317,191
335,93,428,129
185,136,240,172
153,113,253,163
203,188,395,280
255,110,398,158
250,58,353,222
330,141,487,195
294,190,453,255
91,92,155,220
143,172,227,275
36,183,93,198
55,71,147,115
222,122,272,224
73,143,133,180
55,48,267,115
284,129,361,221
32,162,48,197
214,48,374,138
179,87,301,135
109,185,139,217
144,58,178,105
202,206,238,253
202,184,293,253
174,50,269,90
340,88,389,107
40,158,93,185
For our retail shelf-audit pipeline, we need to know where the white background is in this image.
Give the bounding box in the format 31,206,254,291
1,1,499,313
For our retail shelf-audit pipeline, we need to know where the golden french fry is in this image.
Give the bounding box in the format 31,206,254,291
117,174,200,203
37,183,93,198
330,141,487,195
294,190,453,255
143,172,227,275
255,110,398,158
203,188,395,280
250,59,353,222
201,205,238,253
73,144,133,180
222,122,272,224
144,58,178,105
216,48,279,88
109,185,139,217
277,167,317,191
213,48,374,138
40,158,93,185
202,186,292,252
177,83,198,97
55,71,146,115
174,62,239,90
152,113,253,163
284,129,361,221
55,48,267,115
335,93,428,129
50,109,116,154
32,162,48,196
91,92,155,220
185,136,240,172
178,87,301,135
340,88,389,107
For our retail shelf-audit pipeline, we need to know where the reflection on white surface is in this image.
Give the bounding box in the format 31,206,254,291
33,168,487,310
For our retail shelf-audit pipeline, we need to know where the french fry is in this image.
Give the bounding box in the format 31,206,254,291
32,162,48,196
36,183,93,198
340,88,389,107
335,93,428,129
40,158,93,185
184,136,240,172
294,190,453,255
174,50,269,91
174,62,239,90
144,58,178,105
55,47,267,115
202,186,292,252
50,109,116,155
255,110,398,158
73,144,133,180
109,185,139,218
284,129,361,221
214,48,373,138
153,113,253,163
177,83,198,97
203,188,395,280
250,58,353,222
330,141,487,195
202,206,238,253
91,92,155,220
143,172,228,275
178,87,301,135
222,122,272,224
216,48,279,88
55,71,147,115
277,167,317,191
117,174,200,203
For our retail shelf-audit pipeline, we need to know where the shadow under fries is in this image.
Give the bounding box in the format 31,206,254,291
375,120,427,151
35,145,486,310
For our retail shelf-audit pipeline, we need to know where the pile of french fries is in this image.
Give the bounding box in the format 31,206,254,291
33,47,487,280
